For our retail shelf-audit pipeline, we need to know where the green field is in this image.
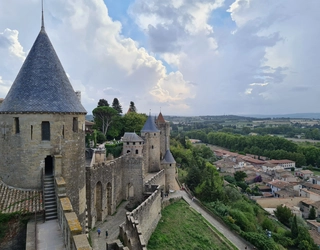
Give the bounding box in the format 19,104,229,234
148,200,236,250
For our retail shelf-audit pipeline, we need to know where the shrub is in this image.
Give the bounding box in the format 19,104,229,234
229,209,256,232
105,143,123,158
240,231,279,250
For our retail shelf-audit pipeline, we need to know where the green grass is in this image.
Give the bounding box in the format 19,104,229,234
148,200,236,250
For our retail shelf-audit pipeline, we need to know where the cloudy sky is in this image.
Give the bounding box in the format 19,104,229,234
0,0,319,116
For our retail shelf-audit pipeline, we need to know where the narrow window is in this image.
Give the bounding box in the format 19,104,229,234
127,142,129,145
73,117,78,132
152,145,154,149
139,142,142,145
62,125,65,139
14,117,20,134
136,149,138,154
133,142,135,145
31,125,33,140
42,121,50,141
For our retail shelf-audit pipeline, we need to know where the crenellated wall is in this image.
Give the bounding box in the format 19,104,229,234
120,184,162,249
144,169,165,187
55,177,91,250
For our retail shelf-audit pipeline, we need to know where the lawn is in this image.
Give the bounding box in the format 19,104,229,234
148,200,236,250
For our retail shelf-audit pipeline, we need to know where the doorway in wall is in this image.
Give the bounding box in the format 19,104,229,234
127,183,134,199
44,155,53,176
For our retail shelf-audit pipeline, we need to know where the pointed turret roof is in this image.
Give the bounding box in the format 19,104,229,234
141,114,159,133
161,150,176,164
156,112,166,124
0,26,86,114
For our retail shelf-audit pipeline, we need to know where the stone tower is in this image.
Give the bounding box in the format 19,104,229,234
156,112,170,159
161,150,176,192
141,115,160,173
0,21,87,225
122,132,144,157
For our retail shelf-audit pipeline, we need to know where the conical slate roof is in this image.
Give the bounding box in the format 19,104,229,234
161,150,176,164
141,114,159,133
0,27,86,114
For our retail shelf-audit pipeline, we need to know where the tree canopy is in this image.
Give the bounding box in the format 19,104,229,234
98,99,109,107
122,112,147,133
112,98,122,114
93,106,118,136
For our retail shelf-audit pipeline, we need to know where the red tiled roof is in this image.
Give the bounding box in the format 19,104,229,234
157,112,166,123
0,181,43,214
269,159,294,164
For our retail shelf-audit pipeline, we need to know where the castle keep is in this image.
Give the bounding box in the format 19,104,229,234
0,12,176,250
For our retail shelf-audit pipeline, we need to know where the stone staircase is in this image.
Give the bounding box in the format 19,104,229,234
43,175,57,221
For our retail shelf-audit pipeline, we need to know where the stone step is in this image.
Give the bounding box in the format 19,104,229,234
44,197,55,203
46,214,57,221
46,207,57,213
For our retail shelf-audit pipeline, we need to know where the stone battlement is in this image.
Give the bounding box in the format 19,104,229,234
144,169,165,186
120,185,162,248
56,177,91,250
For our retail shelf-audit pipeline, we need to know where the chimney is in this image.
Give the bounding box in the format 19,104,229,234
75,91,81,103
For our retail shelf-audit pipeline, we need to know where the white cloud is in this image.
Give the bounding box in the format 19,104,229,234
0,0,320,116
0,0,194,115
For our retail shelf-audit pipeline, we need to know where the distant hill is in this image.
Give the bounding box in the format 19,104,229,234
249,113,320,119
86,115,94,121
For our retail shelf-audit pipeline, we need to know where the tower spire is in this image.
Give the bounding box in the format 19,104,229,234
41,0,45,30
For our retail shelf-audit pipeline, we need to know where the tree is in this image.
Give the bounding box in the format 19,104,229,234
234,171,247,182
291,215,299,238
98,99,109,107
122,112,147,133
308,206,316,220
274,205,292,226
128,101,137,113
112,98,122,114
93,106,118,137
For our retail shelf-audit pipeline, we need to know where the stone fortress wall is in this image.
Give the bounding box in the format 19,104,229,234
86,149,144,229
120,185,162,250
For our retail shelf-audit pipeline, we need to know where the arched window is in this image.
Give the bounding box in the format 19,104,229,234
136,149,139,154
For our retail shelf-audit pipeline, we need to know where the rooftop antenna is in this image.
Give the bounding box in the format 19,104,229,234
41,0,45,30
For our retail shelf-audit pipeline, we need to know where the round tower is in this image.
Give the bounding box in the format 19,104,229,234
161,150,176,192
141,114,160,173
156,112,170,159
0,24,87,225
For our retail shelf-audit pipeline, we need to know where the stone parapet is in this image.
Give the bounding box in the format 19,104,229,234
120,185,162,248
144,169,165,186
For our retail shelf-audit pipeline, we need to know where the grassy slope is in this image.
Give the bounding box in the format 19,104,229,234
148,200,236,250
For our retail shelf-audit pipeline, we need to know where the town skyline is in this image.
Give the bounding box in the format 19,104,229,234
0,0,319,116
